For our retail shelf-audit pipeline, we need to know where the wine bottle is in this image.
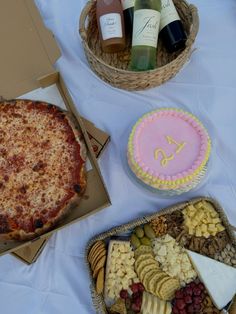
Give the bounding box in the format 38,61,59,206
121,0,134,36
129,0,162,71
159,0,187,52
96,0,126,53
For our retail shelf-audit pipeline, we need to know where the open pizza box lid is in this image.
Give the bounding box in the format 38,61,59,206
0,0,111,263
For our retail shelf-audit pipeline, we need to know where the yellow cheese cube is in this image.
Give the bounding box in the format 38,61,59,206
196,229,202,237
195,202,203,209
188,211,195,217
192,220,199,227
203,232,210,238
201,224,207,232
210,231,217,236
208,224,216,231
216,224,225,232
188,204,196,212
188,227,194,235
212,218,221,224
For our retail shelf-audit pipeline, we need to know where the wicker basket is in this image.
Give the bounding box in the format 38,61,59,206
79,0,199,91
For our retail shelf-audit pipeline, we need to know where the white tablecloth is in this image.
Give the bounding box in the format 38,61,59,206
0,1,236,313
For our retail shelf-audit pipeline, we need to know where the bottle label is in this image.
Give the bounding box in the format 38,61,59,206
132,9,160,48
100,13,122,41
160,0,180,31
121,0,134,10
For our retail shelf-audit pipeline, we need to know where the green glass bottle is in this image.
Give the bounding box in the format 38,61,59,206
129,0,161,71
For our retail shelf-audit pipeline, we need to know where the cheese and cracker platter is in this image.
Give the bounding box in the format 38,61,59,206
86,197,236,314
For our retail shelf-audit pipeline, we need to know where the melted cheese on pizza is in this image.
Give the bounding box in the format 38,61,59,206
0,100,86,235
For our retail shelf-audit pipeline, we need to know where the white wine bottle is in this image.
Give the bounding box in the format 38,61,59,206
129,0,161,71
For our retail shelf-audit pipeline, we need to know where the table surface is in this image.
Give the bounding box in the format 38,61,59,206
1,0,236,313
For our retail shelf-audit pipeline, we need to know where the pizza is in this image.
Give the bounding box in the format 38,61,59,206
0,99,87,241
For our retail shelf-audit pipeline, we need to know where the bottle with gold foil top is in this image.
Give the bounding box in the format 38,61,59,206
96,0,126,53
129,0,161,71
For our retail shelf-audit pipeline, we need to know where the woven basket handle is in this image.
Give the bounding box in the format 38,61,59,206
186,4,199,47
79,0,95,41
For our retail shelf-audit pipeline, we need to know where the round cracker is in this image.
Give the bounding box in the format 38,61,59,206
93,255,106,278
88,241,105,263
136,258,156,275
148,273,168,294
96,267,104,294
139,262,159,282
159,277,180,300
91,247,106,271
142,269,160,288
134,245,153,258
155,276,171,298
135,253,155,269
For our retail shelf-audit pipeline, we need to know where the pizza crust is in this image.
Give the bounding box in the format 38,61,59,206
0,99,87,241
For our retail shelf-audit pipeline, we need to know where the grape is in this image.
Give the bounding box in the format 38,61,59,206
120,289,128,299
176,299,185,310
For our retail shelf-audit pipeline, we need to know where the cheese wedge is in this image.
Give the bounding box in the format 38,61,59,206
187,250,236,309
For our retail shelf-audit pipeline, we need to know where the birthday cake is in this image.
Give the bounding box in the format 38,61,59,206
127,108,211,194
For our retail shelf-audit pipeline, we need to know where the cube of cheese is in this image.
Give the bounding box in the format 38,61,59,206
208,224,216,231
212,217,221,224
203,231,210,238
201,224,207,232
216,224,225,232
196,229,202,237
188,227,194,235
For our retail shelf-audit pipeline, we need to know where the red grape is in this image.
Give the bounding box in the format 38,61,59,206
175,290,184,299
131,302,140,312
185,287,193,296
193,296,202,305
184,295,192,304
193,287,201,296
172,307,179,314
176,299,186,310
130,283,139,294
197,283,205,291
120,289,128,299
137,282,145,292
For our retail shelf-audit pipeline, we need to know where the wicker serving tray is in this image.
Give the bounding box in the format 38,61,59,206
85,196,236,313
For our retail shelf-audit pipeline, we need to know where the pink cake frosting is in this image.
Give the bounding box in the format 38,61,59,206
127,108,211,191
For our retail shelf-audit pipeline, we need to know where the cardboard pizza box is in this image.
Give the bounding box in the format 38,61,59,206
0,0,111,260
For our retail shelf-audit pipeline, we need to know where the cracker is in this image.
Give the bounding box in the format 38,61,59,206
96,267,104,294
148,273,168,295
88,241,105,263
93,255,106,278
91,247,106,271
142,269,160,288
155,276,170,298
159,277,180,300
139,263,159,282
135,253,155,269
134,245,153,258
136,259,157,276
